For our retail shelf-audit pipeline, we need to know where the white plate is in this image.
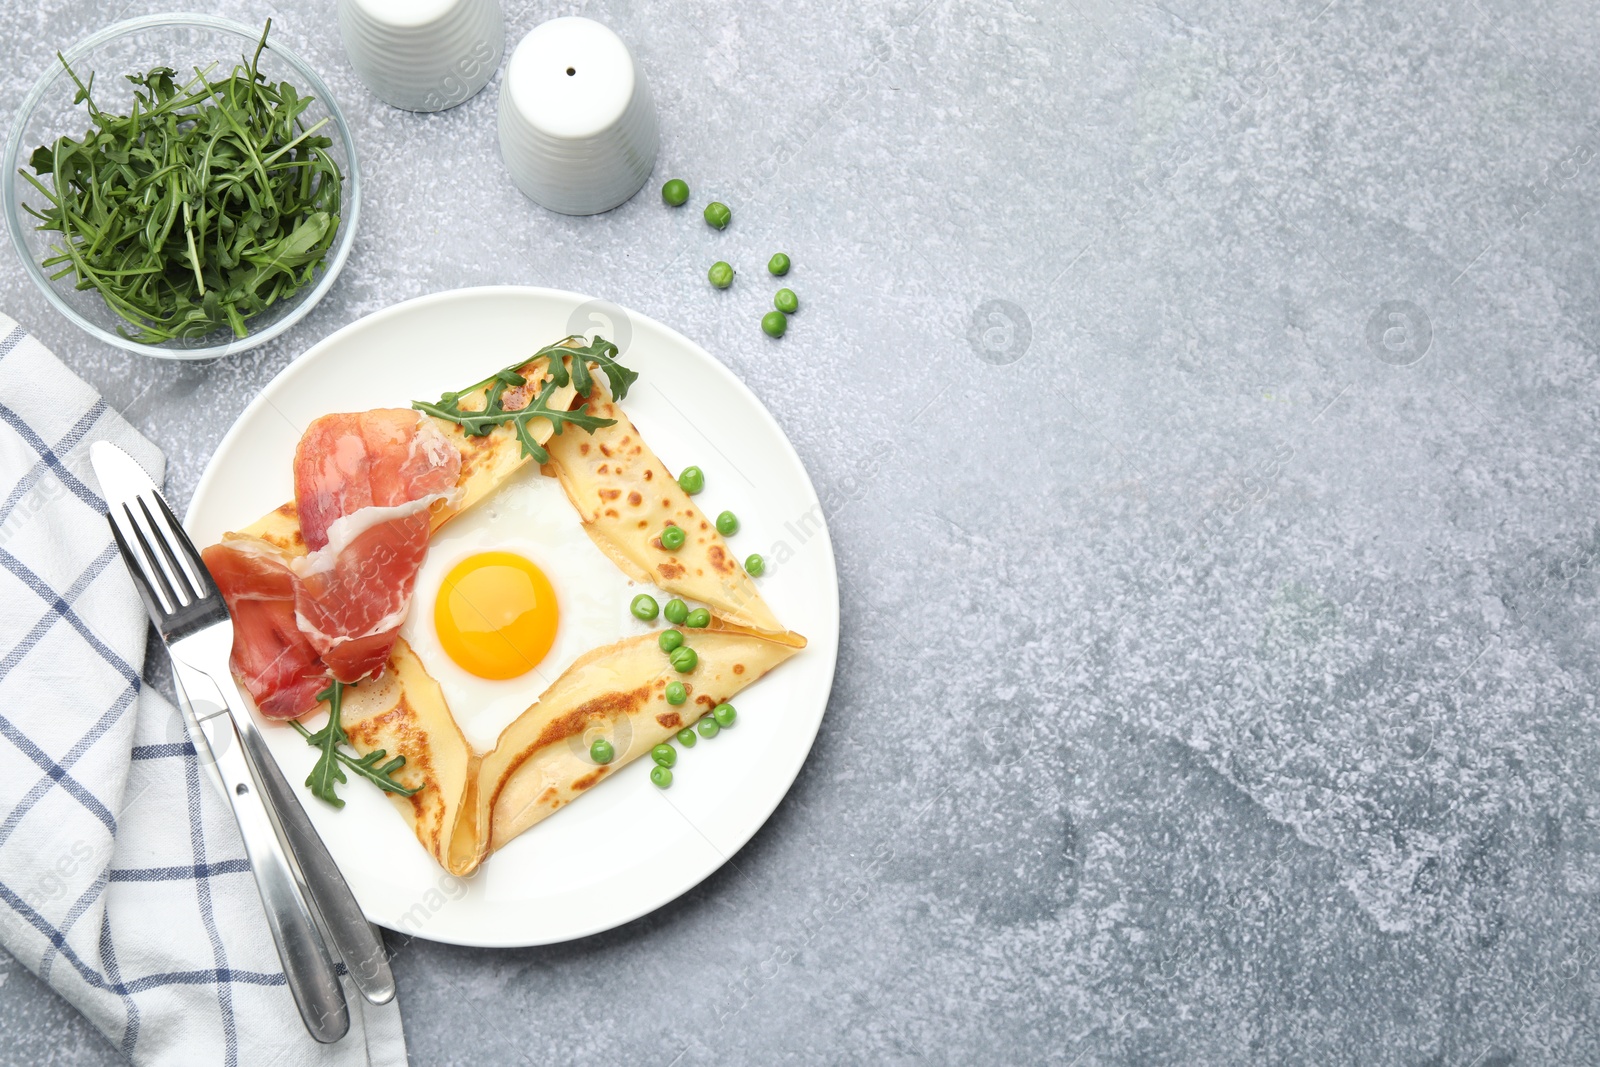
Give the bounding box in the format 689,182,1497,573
186,286,839,947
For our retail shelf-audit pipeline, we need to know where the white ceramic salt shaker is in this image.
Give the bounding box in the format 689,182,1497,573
337,0,504,113
497,17,659,215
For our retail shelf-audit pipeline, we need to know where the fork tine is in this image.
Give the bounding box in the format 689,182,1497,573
107,511,170,620
150,491,214,601
138,496,198,605
125,502,180,611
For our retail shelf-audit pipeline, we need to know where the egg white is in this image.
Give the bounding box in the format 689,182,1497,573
400,464,643,751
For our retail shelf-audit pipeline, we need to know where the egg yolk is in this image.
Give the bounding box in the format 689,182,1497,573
434,551,559,680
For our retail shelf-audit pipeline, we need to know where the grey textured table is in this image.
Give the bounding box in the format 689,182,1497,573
5,0,1600,1063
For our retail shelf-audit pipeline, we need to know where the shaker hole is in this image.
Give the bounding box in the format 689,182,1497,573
566,67,576,76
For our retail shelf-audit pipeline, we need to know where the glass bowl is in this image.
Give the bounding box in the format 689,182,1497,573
2,14,361,360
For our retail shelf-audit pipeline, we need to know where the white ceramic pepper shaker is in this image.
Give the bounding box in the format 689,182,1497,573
497,17,659,215
337,0,504,113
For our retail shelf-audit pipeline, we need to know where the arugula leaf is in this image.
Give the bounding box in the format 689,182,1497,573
534,335,637,401
299,680,349,808
18,20,345,343
411,335,632,463
291,679,420,808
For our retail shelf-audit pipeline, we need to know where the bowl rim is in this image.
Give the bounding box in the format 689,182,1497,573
2,12,362,361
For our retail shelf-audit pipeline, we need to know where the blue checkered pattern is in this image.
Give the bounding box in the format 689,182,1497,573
0,316,407,1066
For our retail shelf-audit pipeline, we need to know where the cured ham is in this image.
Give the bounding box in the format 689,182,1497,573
293,408,460,551
211,409,462,715
202,536,327,719
289,410,460,684
291,498,438,682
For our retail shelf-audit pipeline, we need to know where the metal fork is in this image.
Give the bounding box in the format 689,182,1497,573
93,443,395,1006
92,443,366,1042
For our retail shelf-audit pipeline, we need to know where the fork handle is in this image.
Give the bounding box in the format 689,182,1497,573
235,711,398,1005
191,692,350,1042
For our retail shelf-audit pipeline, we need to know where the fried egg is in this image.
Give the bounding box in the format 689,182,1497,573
400,464,640,750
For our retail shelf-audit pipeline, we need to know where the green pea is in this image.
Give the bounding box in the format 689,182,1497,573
677,466,705,494
651,743,677,767
684,608,711,629
708,261,735,289
590,738,614,764
696,717,720,739
703,201,731,230
676,727,698,747
716,510,740,536
670,645,699,673
713,702,737,728
661,178,689,206
658,628,684,653
768,252,790,276
661,525,686,551
664,598,689,625
774,288,798,314
665,681,687,705
745,553,765,576
761,310,787,338
630,593,659,621
650,764,674,788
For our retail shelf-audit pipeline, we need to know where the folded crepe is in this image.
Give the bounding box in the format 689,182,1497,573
340,625,798,875
544,381,802,646
339,640,479,873
209,342,808,874
476,623,802,862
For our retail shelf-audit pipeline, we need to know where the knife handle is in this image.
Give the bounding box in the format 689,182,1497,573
201,707,350,1042
174,662,397,1006
235,712,398,1005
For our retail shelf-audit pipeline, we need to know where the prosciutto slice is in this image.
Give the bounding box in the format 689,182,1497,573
202,537,328,719
293,408,460,551
289,410,460,684
208,409,461,716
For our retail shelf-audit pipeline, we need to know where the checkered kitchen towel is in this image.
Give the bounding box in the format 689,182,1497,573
0,315,408,1066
